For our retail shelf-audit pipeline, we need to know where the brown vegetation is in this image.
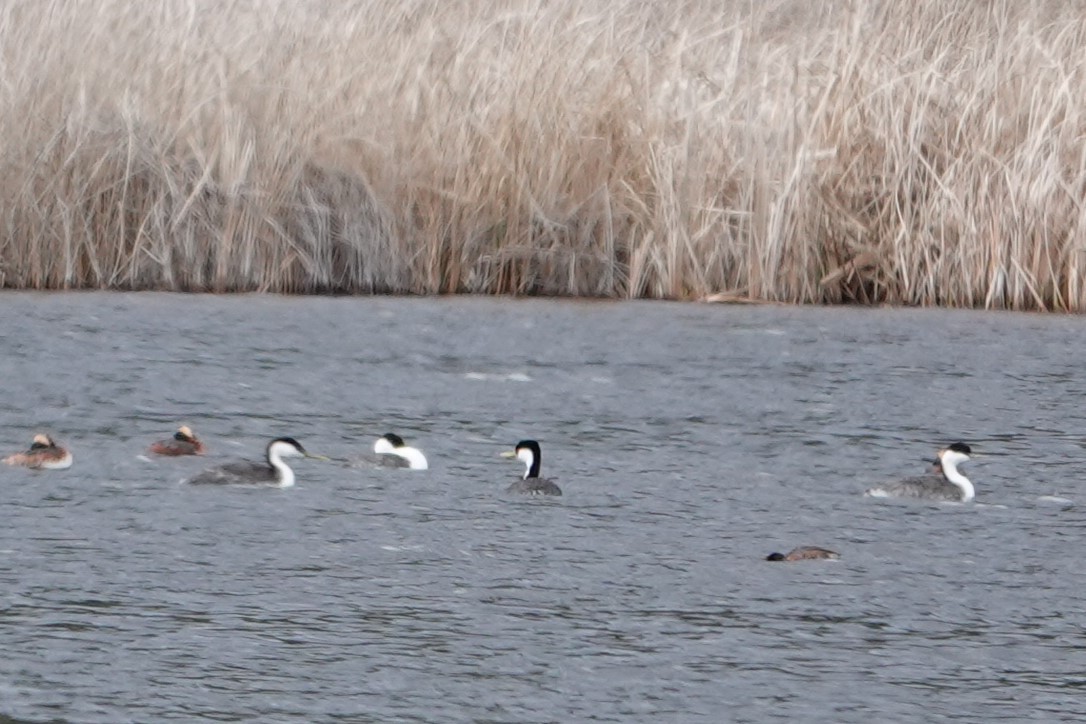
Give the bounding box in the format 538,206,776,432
1,1,1085,308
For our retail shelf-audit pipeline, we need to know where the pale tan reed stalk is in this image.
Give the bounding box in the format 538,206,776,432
0,0,1084,308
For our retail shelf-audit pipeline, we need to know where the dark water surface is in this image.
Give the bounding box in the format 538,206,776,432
1,293,1086,722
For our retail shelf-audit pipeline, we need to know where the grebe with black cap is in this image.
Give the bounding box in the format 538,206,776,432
371,433,428,470
186,437,318,487
501,440,562,496
865,442,975,502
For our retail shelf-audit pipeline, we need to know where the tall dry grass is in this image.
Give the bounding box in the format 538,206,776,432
1,0,1086,307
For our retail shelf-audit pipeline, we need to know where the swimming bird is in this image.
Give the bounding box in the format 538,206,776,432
149,425,206,456
501,439,562,496
186,437,316,488
865,442,975,502
3,433,72,470
766,546,840,562
371,433,428,470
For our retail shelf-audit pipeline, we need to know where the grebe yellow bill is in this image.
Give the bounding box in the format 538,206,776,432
501,439,562,496
186,437,319,488
3,433,72,470
149,425,206,456
865,442,976,502
766,546,840,562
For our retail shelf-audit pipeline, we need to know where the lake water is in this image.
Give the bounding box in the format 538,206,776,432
1,293,1086,722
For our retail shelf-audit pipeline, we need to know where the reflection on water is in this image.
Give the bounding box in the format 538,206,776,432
1,293,1086,721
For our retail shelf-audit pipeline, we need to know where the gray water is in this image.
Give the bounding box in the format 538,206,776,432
2,293,1086,723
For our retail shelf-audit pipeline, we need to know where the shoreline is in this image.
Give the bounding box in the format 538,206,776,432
0,287,1079,317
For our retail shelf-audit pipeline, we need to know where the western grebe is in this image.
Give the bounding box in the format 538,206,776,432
149,425,206,456
865,442,975,502
766,546,840,562
501,440,562,496
3,433,72,470
371,433,428,470
186,437,316,487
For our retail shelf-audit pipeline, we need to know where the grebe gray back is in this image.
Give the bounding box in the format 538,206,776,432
3,433,72,470
865,442,975,502
186,437,313,487
766,546,840,562
502,440,562,496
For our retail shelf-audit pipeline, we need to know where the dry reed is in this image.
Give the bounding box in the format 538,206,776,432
1,0,1085,308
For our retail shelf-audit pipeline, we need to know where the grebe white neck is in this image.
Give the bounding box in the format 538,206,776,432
267,440,304,488
375,436,428,469
940,451,974,502
516,448,536,479
394,446,428,470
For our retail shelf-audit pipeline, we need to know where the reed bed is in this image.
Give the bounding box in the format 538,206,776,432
1,0,1086,308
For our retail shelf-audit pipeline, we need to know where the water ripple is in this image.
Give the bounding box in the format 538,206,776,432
0,295,1085,721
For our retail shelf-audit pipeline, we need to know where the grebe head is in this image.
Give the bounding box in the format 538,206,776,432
373,433,406,454
515,440,539,464
766,552,786,561
938,442,971,468
175,426,198,443
267,437,308,461
31,433,55,449
501,439,542,479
